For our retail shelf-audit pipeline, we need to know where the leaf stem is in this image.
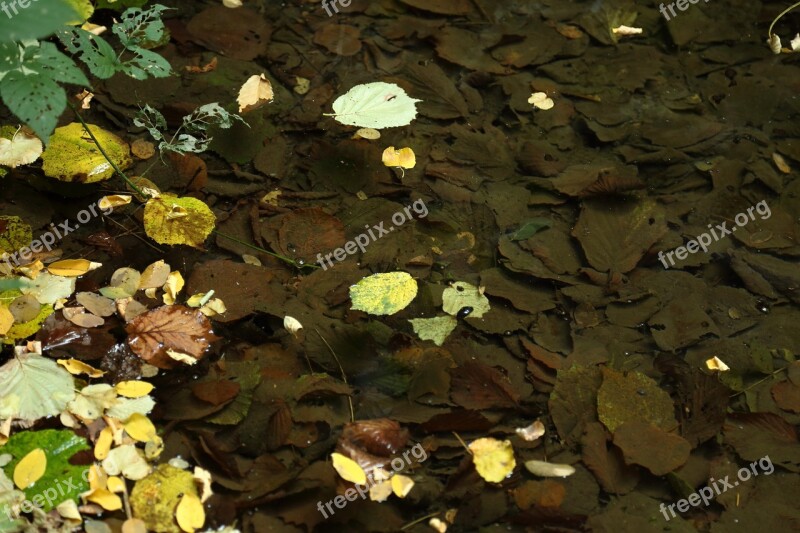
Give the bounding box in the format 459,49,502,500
768,1,800,37
213,230,319,270
68,102,148,199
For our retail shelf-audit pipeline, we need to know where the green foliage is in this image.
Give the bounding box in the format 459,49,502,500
2,429,90,512
135,103,248,156
96,0,150,9
57,4,172,80
0,4,171,141
0,1,78,42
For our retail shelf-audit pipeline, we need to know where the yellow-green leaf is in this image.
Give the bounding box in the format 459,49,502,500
442,281,490,318
41,123,132,183
349,272,417,316
143,195,216,248
0,216,32,255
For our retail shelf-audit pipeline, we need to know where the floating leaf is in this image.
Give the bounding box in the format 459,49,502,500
116,380,154,398
0,127,42,168
0,351,75,421
409,315,457,346
0,216,32,255
237,74,274,113
528,92,554,110
126,305,217,369
41,123,132,183
2,429,89,511
144,194,216,248
47,258,101,277
382,146,416,169
130,464,200,533
524,460,576,478
102,444,150,480
331,452,367,485
176,493,205,533
350,272,418,315
327,82,422,129
442,281,490,318
13,448,46,489
468,437,516,483
57,358,105,377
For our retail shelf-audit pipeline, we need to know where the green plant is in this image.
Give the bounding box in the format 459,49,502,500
134,103,249,156
0,3,171,141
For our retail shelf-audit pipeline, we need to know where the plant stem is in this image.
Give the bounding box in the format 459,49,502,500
213,230,319,269
68,102,148,199
768,1,800,37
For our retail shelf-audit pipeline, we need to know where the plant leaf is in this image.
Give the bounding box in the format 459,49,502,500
143,194,216,247
126,305,218,369
0,352,76,422
41,122,132,183
329,82,422,129
350,272,418,316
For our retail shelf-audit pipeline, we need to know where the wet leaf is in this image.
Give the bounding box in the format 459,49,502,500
41,123,131,183
0,127,42,168
597,368,678,433
382,146,416,169
237,73,274,113
409,315,457,346
13,448,46,489
143,194,216,248
0,351,75,422
47,258,101,277
524,460,576,478
331,452,367,485
176,493,205,532
612,420,691,476
350,272,418,316
442,281,490,318
328,82,422,129
57,358,105,377
0,216,32,255
126,305,217,369
468,437,516,483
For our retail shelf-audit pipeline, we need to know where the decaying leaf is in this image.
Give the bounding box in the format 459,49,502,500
126,305,218,369
468,437,516,483
144,195,216,248
350,272,418,316
237,74,274,113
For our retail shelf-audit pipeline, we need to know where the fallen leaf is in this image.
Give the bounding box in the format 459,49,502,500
176,493,205,532
331,452,367,485
528,92,554,110
468,438,516,483
237,74,274,113
13,448,46,489
126,305,217,369
327,82,422,129
350,272,418,316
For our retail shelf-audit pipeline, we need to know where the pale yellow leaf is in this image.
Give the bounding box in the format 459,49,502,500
331,452,367,485
176,493,205,533
13,448,46,489
237,74,274,113
47,259,101,277
57,358,105,377
115,381,154,398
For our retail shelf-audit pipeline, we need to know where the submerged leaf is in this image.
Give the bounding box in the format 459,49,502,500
144,194,216,248
126,305,217,369
41,123,132,183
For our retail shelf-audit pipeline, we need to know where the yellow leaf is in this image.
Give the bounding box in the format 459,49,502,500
176,493,205,533
0,305,14,335
87,464,107,491
237,74,274,113
107,476,126,493
468,438,516,483
47,259,101,277
58,358,105,377
369,480,393,502
528,92,554,110
86,488,123,511
143,194,216,248
41,123,131,183
381,146,416,169
13,448,46,489
124,413,157,442
391,474,415,498
331,452,367,485
350,272,418,316
122,518,148,533
115,380,154,398
162,271,184,305
94,426,113,460
98,195,132,212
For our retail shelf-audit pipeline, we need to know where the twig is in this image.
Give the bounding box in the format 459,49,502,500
314,327,355,423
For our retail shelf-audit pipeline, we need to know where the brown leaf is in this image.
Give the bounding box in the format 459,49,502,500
450,361,520,409
276,208,346,264
126,305,218,369
341,419,409,457
191,379,241,406
581,422,639,494
612,421,691,476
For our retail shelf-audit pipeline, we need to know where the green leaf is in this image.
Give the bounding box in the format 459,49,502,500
113,4,171,49
121,45,171,79
0,71,66,142
509,218,552,241
41,122,132,183
133,104,166,142
57,29,120,79
0,1,78,41
2,429,90,512
24,42,90,87
0,215,32,254
328,82,422,129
